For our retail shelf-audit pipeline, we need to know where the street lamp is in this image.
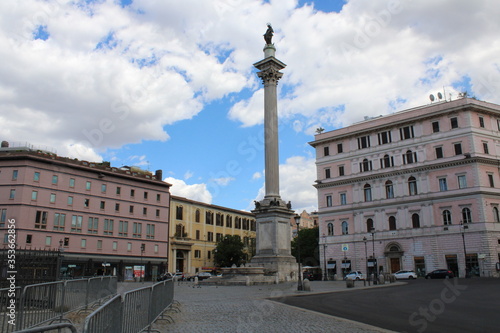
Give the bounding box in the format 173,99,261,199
460,221,469,278
140,243,145,282
363,237,368,280
370,228,377,277
295,214,303,291
322,234,327,281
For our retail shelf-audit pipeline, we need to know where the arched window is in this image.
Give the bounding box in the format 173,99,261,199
175,224,185,237
385,180,394,199
364,184,372,202
361,159,372,172
366,218,374,232
412,213,420,228
442,210,452,225
493,207,500,223
195,209,200,222
389,216,396,230
327,223,334,236
462,207,472,223
226,215,232,228
408,176,418,195
404,150,417,164
341,221,349,235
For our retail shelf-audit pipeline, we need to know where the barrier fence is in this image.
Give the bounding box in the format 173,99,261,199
0,276,116,333
83,279,175,333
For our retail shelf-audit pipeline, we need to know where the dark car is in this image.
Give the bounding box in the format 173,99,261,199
425,269,454,279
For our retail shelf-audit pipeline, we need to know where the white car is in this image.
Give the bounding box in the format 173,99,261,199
393,270,417,280
345,271,365,280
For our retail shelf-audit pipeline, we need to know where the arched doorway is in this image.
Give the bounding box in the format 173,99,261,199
384,243,404,273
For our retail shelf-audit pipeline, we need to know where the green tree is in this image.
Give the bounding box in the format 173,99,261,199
291,226,319,266
213,235,245,268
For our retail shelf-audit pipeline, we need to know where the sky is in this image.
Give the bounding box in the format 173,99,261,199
1,0,500,213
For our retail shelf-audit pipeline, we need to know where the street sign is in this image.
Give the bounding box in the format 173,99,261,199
342,244,348,252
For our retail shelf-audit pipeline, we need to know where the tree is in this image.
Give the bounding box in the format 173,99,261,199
213,235,245,268
291,226,319,267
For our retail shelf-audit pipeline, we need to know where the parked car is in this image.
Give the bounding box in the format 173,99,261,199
158,272,173,281
302,271,314,280
197,272,213,280
425,269,454,279
345,271,365,280
393,270,417,280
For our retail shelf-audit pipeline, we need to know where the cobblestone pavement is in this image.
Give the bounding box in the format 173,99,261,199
153,280,399,333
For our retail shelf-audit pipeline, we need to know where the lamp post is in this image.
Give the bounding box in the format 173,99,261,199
370,228,377,277
58,239,64,280
140,243,145,282
322,234,327,281
363,237,368,279
295,214,303,290
460,221,469,278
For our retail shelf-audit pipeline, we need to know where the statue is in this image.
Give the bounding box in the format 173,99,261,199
264,23,274,45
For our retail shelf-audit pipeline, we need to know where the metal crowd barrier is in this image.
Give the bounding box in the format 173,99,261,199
0,276,117,332
82,279,175,333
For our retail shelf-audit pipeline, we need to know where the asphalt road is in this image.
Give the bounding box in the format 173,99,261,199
273,278,500,333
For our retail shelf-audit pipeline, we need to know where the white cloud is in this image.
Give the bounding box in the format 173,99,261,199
164,177,212,204
211,177,235,186
252,171,262,180
184,171,194,180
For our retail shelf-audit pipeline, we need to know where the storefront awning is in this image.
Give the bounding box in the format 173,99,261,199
341,263,351,268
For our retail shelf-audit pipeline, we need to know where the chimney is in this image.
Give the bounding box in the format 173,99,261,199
155,169,163,180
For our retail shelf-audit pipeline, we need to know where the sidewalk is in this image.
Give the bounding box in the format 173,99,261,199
154,280,399,333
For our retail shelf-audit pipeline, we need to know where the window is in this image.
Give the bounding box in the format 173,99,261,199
327,222,334,236
325,168,331,179
432,121,440,133
63,237,69,246
88,217,98,234
52,175,58,184
143,207,147,215
34,172,40,181
86,181,91,190
479,116,485,128
454,143,462,155
385,181,394,199
127,242,132,251
194,250,201,258
360,159,372,172
226,215,232,228
9,189,15,199
100,201,105,209
156,209,160,217
195,210,201,222
439,178,448,191
380,154,394,168
408,176,418,195
450,117,458,129
115,203,120,211
326,195,332,207
488,174,495,187
67,196,73,205
483,142,489,154
366,218,374,232
400,125,414,140
101,184,107,193
104,219,114,235
196,230,200,240
0,209,6,227
116,187,121,195
176,206,183,220
462,207,472,223
389,216,396,230
337,143,343,153
207,231,214,242
130,189,135,197
133,222,142,238
119,220,128,236
206,211,214,225
146,224,155,239
340,193,347,205
45,236,52,246
31,191,38,201
493,207,500,223
207,251,211,260
216,213,224,226
12,170,18,180
69,178,75,188
129,205,134,214
144,192,148,199
50,193,56,203
216,233,223,242
81,239,87,248
458,175,467,189
435,147,443,159
84,199,90,207
338,165,345,176
35,211,48,229
378,131,392,145
358,136,371,149
97,240,103,249
442,210,452,225
112,241,118,250
154,245,158,253
71,215,83,232
26,234,32,244
341,221,348,235
234,217,241,229
324,146,330,156
53,213,66,231
412,214,420,228
403,150,417,164
364,184,372,202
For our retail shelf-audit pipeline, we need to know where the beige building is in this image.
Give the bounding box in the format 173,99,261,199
168,196,256,275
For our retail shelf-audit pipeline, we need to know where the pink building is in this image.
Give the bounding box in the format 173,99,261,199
310,98,500,279
0,142,171,281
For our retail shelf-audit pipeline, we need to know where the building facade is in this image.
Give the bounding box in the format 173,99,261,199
310,98,500,279
169,196,256,276
0,142,171,281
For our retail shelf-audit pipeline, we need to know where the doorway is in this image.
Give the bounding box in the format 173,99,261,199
390,258,401,273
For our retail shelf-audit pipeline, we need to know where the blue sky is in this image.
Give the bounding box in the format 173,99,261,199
1,0,497,212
